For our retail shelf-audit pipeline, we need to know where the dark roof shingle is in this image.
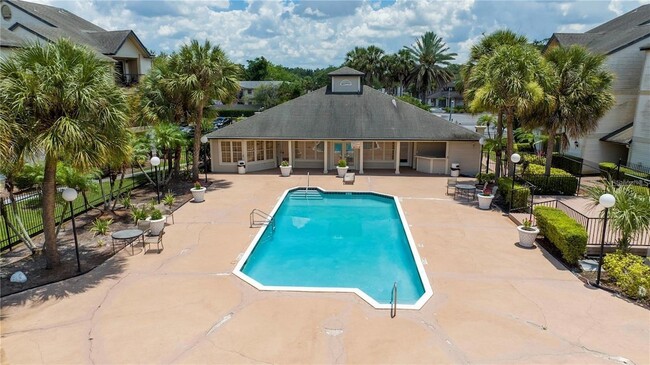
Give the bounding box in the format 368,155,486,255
207,86,480,141
328,67,365,76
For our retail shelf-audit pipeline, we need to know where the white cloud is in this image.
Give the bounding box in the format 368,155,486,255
157,25,176,36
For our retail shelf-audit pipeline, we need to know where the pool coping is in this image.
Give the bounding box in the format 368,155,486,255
232,186,433,310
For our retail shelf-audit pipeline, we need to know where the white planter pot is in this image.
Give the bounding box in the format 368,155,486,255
280,165,291,177
337,166,348,177
137,220,150,232
477,194,494,210
517,226,540,248
191,187,206,202
147,216,166,235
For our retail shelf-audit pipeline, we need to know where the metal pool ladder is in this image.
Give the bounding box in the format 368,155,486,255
390,281,398,318
250,209,275,231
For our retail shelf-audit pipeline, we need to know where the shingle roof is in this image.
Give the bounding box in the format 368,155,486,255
328,67,365,76
0,29,28,47
3,0,151,57
550,5,650,55
206,85,480,141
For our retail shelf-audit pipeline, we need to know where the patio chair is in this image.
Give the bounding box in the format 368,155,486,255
343,172,355,184
446,177,457,195
144,228,165,254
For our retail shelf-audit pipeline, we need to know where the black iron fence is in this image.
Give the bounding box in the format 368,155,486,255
529,200,649,247
1,171,149,251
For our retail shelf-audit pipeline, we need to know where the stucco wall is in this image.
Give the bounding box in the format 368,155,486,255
331,76,361,93
446,141,480,177
629,49,650,166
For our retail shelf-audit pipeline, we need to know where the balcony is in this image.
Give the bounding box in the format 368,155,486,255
116,73,141,87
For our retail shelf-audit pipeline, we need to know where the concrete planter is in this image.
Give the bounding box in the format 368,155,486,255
337,166,348,177
477,194,494,210
517,226,540,248
191,187,206,203
146,216,166,235
280,165,292,177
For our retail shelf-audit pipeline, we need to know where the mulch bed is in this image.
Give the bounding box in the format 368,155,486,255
0,180,202,298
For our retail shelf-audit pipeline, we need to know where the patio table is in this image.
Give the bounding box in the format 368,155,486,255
454,184,477,201
111,229,145,255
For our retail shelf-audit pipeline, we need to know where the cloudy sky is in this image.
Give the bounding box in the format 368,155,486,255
35,0,649,68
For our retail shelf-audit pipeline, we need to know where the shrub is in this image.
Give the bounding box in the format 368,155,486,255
280,160,290,167
497,177,530,210
162,193,175,208
522,163,579,195
337,159,347,168
522,154,546,166
599,162,650,181
551,153,583,176
150,209,163,220
193,181,202,190
514,143,534,153
130,205,148,224
90,218,113,236
120,193,132,209
603,251,650,299
533,206,587,265
476,172,495,184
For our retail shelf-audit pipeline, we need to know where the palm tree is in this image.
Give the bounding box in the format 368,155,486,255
168,40,240,181
527,45,614,175
404,31,457,102
586,180,650,252
462,30,529,178
466,43,549,176
382,49,413,96
0,39,131,268
344,46,386,87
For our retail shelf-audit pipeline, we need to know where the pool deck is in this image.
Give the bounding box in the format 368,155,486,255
1,171,649,364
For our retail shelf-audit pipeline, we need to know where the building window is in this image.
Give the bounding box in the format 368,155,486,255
294,141,324,160
256,141,265,161
220,141,243,163
365,142,395,161
244,141,274,162
266,141,274,160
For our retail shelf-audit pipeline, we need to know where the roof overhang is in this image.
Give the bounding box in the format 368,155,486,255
600,123,633,145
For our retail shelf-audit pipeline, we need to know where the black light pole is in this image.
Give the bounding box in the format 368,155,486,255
485,146,490,174
448,86,453,121
509,153,521,213
201,135,208,183
150,156,161,204
62,188,81,273
596,193,616,286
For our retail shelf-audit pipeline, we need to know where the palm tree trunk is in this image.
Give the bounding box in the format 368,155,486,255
111,169,126,211
42,154,60,268
545,129,556,176
506,110,515,176
494,111,504,179
192,103,204,181
173,145,182,178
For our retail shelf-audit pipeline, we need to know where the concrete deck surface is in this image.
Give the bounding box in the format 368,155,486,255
1,171,649,364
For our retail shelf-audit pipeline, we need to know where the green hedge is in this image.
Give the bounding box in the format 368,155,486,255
521,163,579,195
522,154,546,166
603,251,650,299
551,153,583,176
215,109,257,118
497,177,530,210
599,162,650,181
533,206,587,265
514,143,534,153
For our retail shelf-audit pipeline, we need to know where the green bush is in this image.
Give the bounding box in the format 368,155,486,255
604,251,650,299
522,163,579,195
533,206,587,265
514,143,534,153
497,177,530,210
599,162,650,181
90,218,113,236
476,172,495,184
522,154,546,166
551,153,583,176
215,109,257,118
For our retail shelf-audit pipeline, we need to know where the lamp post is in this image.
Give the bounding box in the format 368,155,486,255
479,137,485,175
447,86,453,121
201,135,209,183
62,188,81,273
150,156,161,204
596,193,616,287
509,153,521,213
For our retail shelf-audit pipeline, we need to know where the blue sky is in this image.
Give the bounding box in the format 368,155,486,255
38,0,649,68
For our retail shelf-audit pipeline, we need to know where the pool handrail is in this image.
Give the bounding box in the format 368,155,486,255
250,209,275,231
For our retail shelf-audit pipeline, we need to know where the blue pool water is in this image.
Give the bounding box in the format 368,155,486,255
240,189,426,305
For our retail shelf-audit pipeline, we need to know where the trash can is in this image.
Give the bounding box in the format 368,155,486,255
450,162,460,177
237,160,246,174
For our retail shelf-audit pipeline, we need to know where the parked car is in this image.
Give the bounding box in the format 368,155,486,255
213,117,232,129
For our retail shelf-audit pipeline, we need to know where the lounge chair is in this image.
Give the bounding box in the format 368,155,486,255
343,172,355,184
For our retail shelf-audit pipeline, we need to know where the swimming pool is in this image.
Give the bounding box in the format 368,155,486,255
234,187,432,309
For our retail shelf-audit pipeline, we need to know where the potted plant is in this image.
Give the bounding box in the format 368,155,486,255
146,208,166,235
477,187,495,210
131,205,150,231
517,218,540,248
336,159,348,177
190,181,206,203
279,160,291,177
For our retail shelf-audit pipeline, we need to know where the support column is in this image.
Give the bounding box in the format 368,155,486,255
359,144,364,174
323,141,328,174
288,141,293,172
394,141,400,175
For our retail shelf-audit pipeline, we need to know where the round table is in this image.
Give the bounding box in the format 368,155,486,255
111,229,144,255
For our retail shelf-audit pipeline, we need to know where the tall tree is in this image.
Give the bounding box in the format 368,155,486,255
168,40,241,181
245,56,270,81
0,39,131,268
466,43,549,175
462,30,529,178
404,31,457,102
344,46,386,86
528,45,614,175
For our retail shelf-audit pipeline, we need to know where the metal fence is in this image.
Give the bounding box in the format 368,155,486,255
1,171,149,251
529,200,649,247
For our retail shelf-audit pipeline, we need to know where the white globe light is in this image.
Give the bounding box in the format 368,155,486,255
510,153,521,163
150,156,161,166
479,137,485,145
62,188,78,202
200,136,208,144
599,193,616,208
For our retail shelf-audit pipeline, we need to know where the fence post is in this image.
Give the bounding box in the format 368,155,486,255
617,158,622,180
1,200,12,251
